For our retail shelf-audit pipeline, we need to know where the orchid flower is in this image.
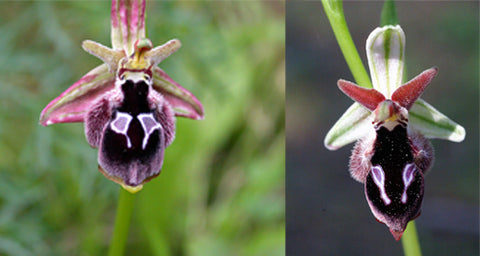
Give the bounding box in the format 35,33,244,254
39,0,204,193
324,25,465,239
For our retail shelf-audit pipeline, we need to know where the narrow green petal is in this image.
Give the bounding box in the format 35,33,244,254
324,102,373,150
366,25,405,98
409,99,465,142
82,40,125,72
145,39,182,67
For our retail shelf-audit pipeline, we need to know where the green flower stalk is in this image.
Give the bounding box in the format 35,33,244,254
108,188,136,256
321,0,372,89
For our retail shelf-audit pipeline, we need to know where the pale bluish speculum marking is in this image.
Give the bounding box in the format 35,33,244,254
111,112,133,148
401,163,416,204
138,113,162,150
371,165,391,205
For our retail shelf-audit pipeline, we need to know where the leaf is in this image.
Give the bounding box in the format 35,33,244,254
380,0,399,26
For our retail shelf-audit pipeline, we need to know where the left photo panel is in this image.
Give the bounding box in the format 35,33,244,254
0,1,285,255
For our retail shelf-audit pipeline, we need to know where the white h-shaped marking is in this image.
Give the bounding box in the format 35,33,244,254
371,165,391,205
110,111,162,150
401,163,416,204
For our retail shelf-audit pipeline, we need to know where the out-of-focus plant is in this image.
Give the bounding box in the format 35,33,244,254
0,1,284,255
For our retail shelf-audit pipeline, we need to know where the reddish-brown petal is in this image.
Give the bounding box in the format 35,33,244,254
338,79,386,111
391,67,438,110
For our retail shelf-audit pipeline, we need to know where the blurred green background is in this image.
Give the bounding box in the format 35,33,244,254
0,1,284,255
287,1,478,256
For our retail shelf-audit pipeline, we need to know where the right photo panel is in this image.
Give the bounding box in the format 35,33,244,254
286,1,479,255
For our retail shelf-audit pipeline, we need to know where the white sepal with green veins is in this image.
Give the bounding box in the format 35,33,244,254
325,25,465,150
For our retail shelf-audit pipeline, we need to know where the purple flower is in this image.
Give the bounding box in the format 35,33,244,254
324,25,465,240
40,0,204,193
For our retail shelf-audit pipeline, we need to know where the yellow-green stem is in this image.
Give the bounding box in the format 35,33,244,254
321,0,373,88
402,221,422,256
108,188,136,256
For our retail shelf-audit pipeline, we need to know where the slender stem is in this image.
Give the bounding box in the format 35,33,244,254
321,0,373,88
401,221,422,256
108,188,136,256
